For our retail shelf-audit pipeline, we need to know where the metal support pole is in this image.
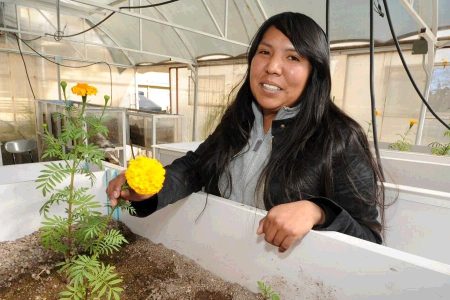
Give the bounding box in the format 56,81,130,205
415,48,435,145
122,110,128,167
56,56,62,100
224,0,228,38
56,0,61,38
134,68,139,109
139,0,142,51
152,116,157,157
191,65,199,141
414,0,438,145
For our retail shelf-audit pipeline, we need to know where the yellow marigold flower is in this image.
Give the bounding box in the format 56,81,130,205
409,119,418,128
71,83,98,97
125,156,165,195
375,109,381,117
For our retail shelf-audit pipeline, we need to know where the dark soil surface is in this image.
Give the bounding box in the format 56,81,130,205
0,224,262,300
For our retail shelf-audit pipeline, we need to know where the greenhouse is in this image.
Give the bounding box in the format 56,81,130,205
0,0,449,299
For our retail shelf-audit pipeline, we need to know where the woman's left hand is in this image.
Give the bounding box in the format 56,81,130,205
257,200,325,252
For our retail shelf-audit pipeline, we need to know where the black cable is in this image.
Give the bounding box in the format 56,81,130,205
15,34,36,99
13,33,113,105
382,0,450,130
47,11,115,39
326,0,330,45
50,0,180,39
119,0,179,10
18,35,43,42
369,0,384,180
374,0,384,17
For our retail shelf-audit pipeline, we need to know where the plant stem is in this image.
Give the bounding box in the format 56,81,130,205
92,201,122,259
66,159,78,259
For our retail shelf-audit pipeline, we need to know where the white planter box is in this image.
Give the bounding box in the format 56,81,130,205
1,162,450,299
384,183,450,264
153,142,202,166
155,142,450,193
380,149,450,193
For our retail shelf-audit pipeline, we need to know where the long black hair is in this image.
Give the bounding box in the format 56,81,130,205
197,12,385,235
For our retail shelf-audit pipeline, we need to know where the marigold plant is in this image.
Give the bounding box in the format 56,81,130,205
71,82,98,97
36,81,133,300
429,126,450,156
389,119,418,151
366,109,382,138
125,156,165,195
409,119,418,128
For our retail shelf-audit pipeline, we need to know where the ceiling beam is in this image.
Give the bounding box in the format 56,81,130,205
0,26,192,64
143,0,196,62
70,0,249,47
201,0,224,37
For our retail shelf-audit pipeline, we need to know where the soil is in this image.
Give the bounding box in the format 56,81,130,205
0,223,262,300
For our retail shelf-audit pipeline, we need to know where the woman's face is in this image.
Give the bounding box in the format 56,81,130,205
250,26,312,115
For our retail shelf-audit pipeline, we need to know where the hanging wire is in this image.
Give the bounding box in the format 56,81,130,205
49,0,180,40
15,34,36,99
373,0,384,17
382,0,450,130
326,0,330,45
13,33,113,105
48,11,115,39
119,0,179,10
369,0,384,179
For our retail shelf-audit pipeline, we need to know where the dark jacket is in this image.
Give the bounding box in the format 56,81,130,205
132,118,382,244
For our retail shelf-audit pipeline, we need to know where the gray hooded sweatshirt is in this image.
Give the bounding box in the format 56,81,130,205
218,101,301,209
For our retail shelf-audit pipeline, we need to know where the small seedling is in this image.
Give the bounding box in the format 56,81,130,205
257,280,281,300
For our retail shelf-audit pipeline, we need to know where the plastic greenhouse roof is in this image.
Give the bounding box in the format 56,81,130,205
1,0,449,67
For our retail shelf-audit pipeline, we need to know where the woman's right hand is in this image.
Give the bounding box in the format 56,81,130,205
106,171,155,207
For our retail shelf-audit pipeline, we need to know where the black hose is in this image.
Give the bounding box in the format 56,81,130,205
382,0,450,130
369,0,384,180
326,0,330,45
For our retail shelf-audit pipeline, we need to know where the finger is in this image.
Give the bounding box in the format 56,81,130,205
110,198,118,208
106,172,125,198
279,235,298,253
257,217,265,235
120,189,131,200
272,230,287,248
108,188,120,200
262,219,278,244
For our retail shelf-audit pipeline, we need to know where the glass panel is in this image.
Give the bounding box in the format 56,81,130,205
129,114,147,148
155,117,181,144
421,65,450,146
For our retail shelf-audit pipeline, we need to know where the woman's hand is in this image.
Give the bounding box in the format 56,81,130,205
106,172,155,207
257,200,325,252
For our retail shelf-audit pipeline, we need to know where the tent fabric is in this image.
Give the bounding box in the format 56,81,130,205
0,0,449,66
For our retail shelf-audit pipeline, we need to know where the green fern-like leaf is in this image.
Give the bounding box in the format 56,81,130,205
429,142,450,156
388,140,412,151
75,143,105,168
62,256,123,300
91,229,127,256
444,130,450,138
90,263,123,300
75,216,107,249
36,162,70,196
64,255,100,288
108,199,136,216
62,121,86,142
40,215,69,254
41,131,66,159
39,187,71,216
85,115,109,138
59,284,85,300
69,167,97,187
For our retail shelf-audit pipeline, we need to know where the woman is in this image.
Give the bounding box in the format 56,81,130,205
107,12,384,252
